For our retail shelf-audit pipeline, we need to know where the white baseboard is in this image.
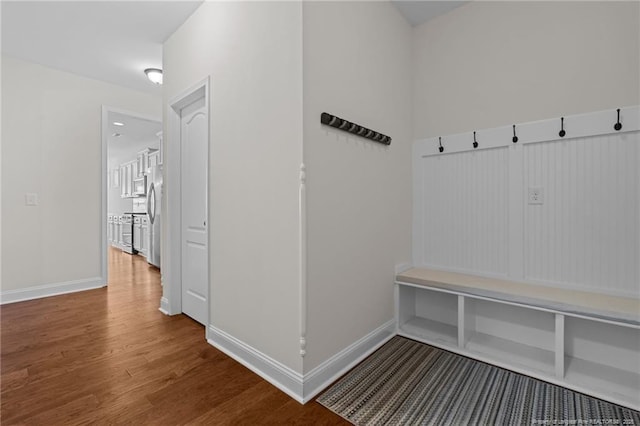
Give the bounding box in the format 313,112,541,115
302,319,396,402
207,319,396,404
159,297,170,315
0,276,105,305
207,325,305,403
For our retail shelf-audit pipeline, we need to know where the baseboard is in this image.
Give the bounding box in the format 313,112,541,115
0,277,105,305
207,325,305,403
301,319,396,403
159,297,170,315
208,320,396,404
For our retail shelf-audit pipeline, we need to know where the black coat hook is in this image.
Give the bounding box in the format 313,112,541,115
473,131,478,149
512,125,518,143
559,117,566,138
614,108,622,131
438,137,444,153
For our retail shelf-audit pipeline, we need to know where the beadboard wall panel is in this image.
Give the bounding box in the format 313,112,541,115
417,147,509,277
523,132,640,297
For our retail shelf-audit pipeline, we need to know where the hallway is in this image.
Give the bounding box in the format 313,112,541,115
0,248,346,424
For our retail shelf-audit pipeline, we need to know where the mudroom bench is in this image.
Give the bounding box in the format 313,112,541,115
394,268,640,410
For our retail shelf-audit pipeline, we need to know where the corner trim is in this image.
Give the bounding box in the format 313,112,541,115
0,277,105,305
207,320,396,404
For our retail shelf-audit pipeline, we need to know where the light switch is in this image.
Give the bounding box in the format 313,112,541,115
528,187,543,205
25,193,39,206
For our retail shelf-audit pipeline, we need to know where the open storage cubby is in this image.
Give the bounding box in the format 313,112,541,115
463,298,555,376
396,284,458,348
564,316,640,408
395,268,640,410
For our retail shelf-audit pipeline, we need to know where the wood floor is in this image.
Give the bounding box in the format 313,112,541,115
1,247,348,425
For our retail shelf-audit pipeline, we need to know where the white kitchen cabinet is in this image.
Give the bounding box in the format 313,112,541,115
148,150,160,170
119,160,138,198
136,148,159,178
136,151,145,179
120,165,127,198
140,216,149,257
113,216,122,249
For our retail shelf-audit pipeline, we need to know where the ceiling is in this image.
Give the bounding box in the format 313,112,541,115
108,112,161,161
1,1,464,97
1,1,203,95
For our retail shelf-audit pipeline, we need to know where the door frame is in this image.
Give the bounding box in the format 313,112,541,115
162,77,210,331
100,106,161,286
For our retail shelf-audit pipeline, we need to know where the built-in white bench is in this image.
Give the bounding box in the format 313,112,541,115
395,268,640,410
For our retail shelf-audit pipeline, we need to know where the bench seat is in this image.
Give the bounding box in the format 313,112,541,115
396,268,639,325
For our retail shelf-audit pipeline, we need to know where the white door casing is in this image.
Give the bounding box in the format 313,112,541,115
180,95,208,325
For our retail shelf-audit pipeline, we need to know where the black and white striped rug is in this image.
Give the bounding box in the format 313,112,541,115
317,336,640,425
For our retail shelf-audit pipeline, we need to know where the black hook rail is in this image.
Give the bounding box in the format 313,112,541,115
320,112,391,145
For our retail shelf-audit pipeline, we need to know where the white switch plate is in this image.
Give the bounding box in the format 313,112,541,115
25,193,39,206
528,187,543,204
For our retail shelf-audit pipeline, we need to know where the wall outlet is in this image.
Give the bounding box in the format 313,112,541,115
528,187,543,205
25,193,39,206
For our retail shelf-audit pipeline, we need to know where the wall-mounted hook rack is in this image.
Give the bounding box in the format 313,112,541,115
512,125,518,143
473,131,478,149
559,117,566,138
320,112,391,145
438,137,444,153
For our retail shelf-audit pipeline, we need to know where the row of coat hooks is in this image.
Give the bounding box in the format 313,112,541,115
437,108,624,153
320,112,392,146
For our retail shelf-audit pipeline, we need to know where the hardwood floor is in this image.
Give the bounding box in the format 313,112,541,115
1,247,348,425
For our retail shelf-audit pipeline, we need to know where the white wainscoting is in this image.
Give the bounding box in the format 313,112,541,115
416,147,509,277
413,106,640,298
523,134,639,296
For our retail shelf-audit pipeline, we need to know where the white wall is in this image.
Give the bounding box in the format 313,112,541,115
163,1,304,372
413,1,640,138
1,56,161,292
302,1,413,372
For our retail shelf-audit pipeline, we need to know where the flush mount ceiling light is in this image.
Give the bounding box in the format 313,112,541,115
144,68,163,85
113,121,124,127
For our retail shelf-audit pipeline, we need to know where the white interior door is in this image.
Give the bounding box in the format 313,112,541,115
180,95,208,325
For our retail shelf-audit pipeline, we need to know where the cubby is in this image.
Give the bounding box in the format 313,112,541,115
463,298,555,376
564,317,640,408
396,284,458,347
395,268,640,411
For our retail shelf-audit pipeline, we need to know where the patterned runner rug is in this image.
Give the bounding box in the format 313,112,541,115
317,336,640,425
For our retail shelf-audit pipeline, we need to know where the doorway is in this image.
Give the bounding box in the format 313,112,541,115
164,78,210,327
101,106,162,285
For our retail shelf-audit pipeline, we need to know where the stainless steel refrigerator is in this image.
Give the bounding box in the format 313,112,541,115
146,164,162,268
